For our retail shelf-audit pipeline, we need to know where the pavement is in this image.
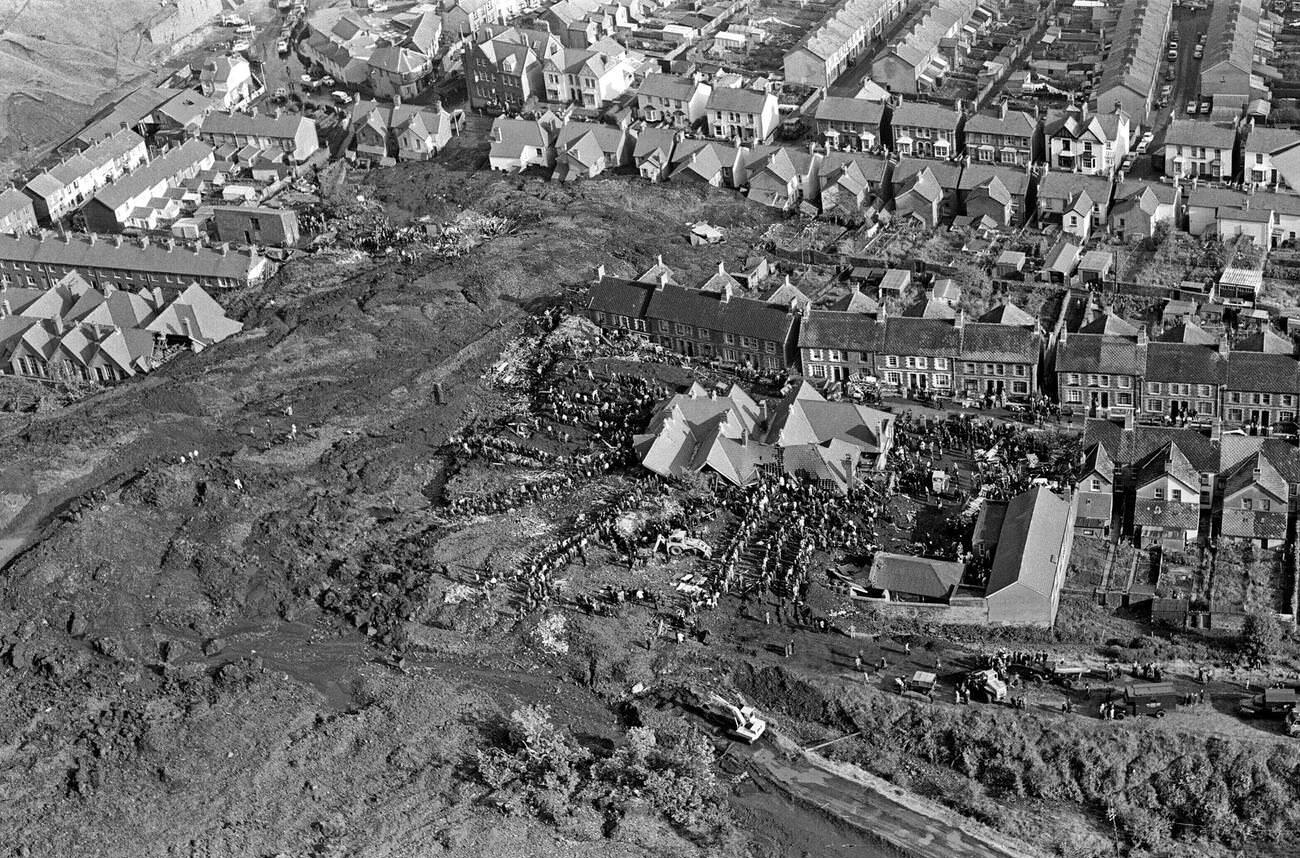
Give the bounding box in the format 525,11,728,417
745,741,1040,858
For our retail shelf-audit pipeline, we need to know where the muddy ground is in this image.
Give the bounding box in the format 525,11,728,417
0,166,905,856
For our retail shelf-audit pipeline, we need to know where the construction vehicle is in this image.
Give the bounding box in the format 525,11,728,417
909,671,938,696
967,668,1008,703
706,693,767,743
1238,687,1300,718
653,529,712,559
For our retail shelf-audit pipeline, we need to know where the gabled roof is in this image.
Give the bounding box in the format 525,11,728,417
489,117,550,160
1226,351,1299,393
1133,498,1200,529
644,281,796,343
1235,327,1293,354
1144,341,1227,385
1221,451,1288,504
1082,441,1115,483
638,73,701,102
900,296,956,320
867,552,964,599
815,96,884,127
979,302,1035,327
706,86,772,114
1165,120,1237,151
1078,311,1138,337
633,128,678,165
1158,321,1217,345
882,316,960,357
963,109,1036,137
801,310,885,350
960,323,1038,363
983,487,1074,600
1084,420,1220,473
1135,441,1201,491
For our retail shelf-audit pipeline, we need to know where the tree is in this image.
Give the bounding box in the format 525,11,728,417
1242,610,1284,660
1146,220,1171,251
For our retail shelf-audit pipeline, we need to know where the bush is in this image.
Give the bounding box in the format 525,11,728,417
1242,611,1284,660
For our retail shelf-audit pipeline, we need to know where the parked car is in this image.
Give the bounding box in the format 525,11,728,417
1186,100,1198,114
1194,46,1203,59
277,38,289,54
331,90,352,105
231,39,251,53
1200,99,1212,114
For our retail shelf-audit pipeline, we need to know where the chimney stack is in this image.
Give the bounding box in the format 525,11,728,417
1218,334,1230,357
595,263,606,281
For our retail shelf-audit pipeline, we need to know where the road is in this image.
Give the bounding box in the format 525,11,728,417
1153,4,1212,137
745,742,1040,858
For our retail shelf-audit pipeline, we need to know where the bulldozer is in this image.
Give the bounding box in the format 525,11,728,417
653,529,713,559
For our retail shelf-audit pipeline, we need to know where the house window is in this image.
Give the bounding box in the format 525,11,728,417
810,364,826,378
765,341,777,354
1197,384,1211,397
933,357,949,370
885,355,899,368
1117,376,1130,388
1262,499,1272,512
1244,498,1253,511
1086,374,1097,386
1012,381,1028,394
1229,408,1243,421
633,319,646,332
724,333,735,344
1015,365,1027,377
1147,399,1163,412
1090,479,1101,492
1099,375,1110,387
810,348,824,361
1148,382,1162,394
659,320,670,333
1284,395,1295,407
933,374,951,387
964,362,976,373
1172,489,1182,502
674,323,689,335
595,312,607,324
885,371,901,384
1116,393,1132,406
1067,373,1080,385
1066,389,1082,403
1155,488,1165,500
1230,392,1241,404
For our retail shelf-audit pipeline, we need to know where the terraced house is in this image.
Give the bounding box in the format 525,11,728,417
1054,312,1145,418
584,262,800,371
782,0,913,88
887,100,960,159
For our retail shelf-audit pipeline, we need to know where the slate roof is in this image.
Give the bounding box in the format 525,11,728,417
1235,327,1293,354
1084,420,1221,474
1143,342,1227,384
983,487,1074,600
1077,311,1138,336
960,323,1038,363
882,317,960,357
1165,120,1237,150
200,112,312,141
645,282,796,343
90,139,214,212
586,276,654,316
815,96,885,127
1221,451,1288,503
1221,508,1287,540
867,552,964,599
801,310,886,350
900,296,956,320
979,302,1035,327
1133,499,1200,529
638,73,700,102
706,86,771,114
1226,351,1299,393
634,128,678,165
1135,441,1201,491
1158,321,1217,345
0,232,263,282
1056,333,1144,375
1082,441,1115,483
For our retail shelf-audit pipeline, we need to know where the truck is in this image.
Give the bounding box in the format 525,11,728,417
706,693,767,743
1121,682,1179,718
967,668,1008,703
653,529,712,559
909,671,938,696
1238,687,1300,718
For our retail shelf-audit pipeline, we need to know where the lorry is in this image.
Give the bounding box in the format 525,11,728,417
706,693,767,743
909,671,938,696
653,529,712,559
1121,682,1179,718
1238,687,1300,718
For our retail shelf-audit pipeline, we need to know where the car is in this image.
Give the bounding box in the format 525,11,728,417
1187,100,1198,114
1139,130,1154,146
274,86,289,99
1200,99,1212,114
219,13,247,27
1166,67,1176,81
277,39,289,54
231,39,251,52
331,90,352,105
320,76,336,87
1194,46,1203,59
235,23,256,35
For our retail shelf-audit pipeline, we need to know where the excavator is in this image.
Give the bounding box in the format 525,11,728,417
705,693,767,743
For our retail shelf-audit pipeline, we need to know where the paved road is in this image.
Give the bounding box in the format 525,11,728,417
746,744,1040,858
1153,4,1212,135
